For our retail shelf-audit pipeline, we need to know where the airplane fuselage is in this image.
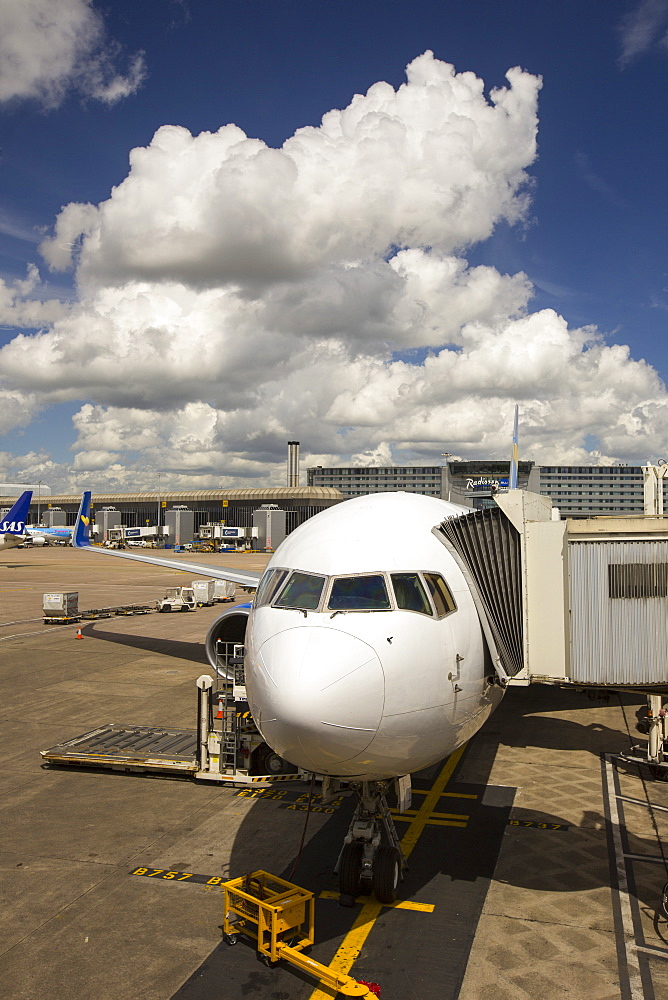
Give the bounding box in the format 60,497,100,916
26,527,72,545
244,492,504,780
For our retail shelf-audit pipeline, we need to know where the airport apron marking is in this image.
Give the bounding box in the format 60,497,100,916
318,891,435,912
128,867,438,902
307,743,469,1000
508,819,569,831
235,787,346,812
411,788,478,800
130,867,228,889
235,787,477,825
390,807,469,828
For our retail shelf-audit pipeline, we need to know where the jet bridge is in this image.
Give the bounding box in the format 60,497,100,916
434,490,668,774
434,489,668,692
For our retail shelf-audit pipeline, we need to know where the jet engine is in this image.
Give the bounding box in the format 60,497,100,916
29,535,47,546
204,603,251,675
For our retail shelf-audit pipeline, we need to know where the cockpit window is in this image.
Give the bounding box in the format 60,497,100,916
254,568,288,608
391,573,432,616
274,571,326,610
424,573,457,617
328,574,391,611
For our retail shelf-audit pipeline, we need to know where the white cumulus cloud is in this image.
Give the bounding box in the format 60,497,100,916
0,264,70,329
0,52,667,491
0,0,146,107
40,53,541,285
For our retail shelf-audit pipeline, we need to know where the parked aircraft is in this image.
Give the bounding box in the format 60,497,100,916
0,491,33,551
72,488,505,901
26,524,75,546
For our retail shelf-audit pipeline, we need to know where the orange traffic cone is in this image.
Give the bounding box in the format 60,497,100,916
75,628,83,639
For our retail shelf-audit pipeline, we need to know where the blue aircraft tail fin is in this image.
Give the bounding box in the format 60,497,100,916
1,490,32,535
72,491,92,547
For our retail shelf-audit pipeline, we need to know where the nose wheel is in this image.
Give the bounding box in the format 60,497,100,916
336,780,407,904
371,845,401,904
339,841,365,897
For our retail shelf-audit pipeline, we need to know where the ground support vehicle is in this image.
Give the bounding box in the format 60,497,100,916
222,870,374,996
41,644,302,786
157,587,196,612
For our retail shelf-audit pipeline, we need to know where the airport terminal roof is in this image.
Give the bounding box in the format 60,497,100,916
21,487,343,505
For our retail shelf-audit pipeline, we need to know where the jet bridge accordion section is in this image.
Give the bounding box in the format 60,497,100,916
435,506,524,680
449,491,668,689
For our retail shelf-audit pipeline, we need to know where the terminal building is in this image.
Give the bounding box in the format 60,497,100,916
307,461,652,516
10,487,342,538
0,460,658,536
307,461,538,508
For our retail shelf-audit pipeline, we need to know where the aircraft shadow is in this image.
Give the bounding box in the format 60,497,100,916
173,684,665,999
480,683,641,756
80,621,208,664
229,683,660,911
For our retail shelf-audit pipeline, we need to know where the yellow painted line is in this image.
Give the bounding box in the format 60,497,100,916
393,816,468,828
390,809,469,821
307,744,468,1000
308,899,383,1000
400,743,467,861
424,819,467,828
318,891,435,913
410,787,477,800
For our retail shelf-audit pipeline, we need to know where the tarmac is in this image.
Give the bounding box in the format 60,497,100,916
1,545,667,1000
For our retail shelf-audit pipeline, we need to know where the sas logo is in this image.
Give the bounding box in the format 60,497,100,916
1,520,25,532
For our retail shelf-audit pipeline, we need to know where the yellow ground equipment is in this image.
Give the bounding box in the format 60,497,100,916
222,870,374,997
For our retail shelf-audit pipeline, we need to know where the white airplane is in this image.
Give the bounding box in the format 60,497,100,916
0,491,33,551
72,490,505,902
25,524,76,546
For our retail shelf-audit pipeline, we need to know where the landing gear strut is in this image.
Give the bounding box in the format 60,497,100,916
334,779,408,904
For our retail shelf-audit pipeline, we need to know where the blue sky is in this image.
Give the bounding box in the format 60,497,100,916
0,0,666,490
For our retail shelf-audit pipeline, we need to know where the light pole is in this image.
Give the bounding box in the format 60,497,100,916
157,473,162,539
37,480,43,525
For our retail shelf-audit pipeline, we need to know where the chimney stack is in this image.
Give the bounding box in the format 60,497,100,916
287,441,300,488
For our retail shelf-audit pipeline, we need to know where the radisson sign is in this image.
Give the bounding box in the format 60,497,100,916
466,477,509,491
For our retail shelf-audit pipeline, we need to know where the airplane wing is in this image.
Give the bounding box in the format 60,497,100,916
71,492,261,590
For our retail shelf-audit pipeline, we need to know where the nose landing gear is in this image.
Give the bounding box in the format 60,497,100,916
335,779,407,905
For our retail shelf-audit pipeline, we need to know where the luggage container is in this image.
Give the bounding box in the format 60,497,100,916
213,579,236,602
193,579,216,606
43,592,79,621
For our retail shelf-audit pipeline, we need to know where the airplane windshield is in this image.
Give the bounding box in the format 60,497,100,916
390,573,432,616
424,573,457,616
328,575,391,611
255,568,289,608
274,571,326,611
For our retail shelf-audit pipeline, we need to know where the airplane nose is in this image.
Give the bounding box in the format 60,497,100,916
250,626,384,773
